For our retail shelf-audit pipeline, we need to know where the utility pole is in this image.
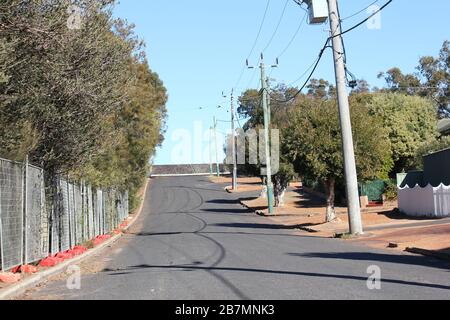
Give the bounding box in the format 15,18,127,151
260,56,274,215
327,0,363,235
266,77,271,124
213,117,220,177
231,89,238,190
209,125,214,176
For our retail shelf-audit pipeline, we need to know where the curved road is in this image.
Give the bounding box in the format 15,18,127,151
22,176,450,300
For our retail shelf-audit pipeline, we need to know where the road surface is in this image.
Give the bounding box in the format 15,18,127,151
20,176,450,300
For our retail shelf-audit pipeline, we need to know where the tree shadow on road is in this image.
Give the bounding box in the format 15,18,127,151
292,188,327,209
210,222,300,230
287,251,450,271
206,199,242,205
202,208,253,215
209,221,328,232
124,229,328,239
378,210,450,221
101,263,450,292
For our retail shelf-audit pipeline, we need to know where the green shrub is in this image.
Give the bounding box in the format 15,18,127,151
384,180,398,201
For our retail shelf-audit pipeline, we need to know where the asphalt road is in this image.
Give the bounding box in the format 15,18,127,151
22,176,450,300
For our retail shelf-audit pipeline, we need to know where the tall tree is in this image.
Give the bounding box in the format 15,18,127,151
283,96,393,222
82,59,168,208
379,40,450,117
0,0,168,209
0,0,135,173
363,92,438,174
306,78,336,100
350,79,371,94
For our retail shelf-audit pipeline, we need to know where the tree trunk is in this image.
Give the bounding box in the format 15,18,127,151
325,178,336,222
260,177,268,198
275,189,286,207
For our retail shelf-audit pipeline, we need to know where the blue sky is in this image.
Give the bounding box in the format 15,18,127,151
114,0,450,165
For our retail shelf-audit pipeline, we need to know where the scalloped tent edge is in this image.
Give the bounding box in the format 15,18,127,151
398,183,450,191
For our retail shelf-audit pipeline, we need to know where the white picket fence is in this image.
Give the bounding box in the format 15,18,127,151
398,184,450,217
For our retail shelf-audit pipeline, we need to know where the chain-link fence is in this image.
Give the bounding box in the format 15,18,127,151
0,158,24,271
0,157,129,272
24,164,48,265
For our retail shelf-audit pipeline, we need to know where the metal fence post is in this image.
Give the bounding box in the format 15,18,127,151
23,156,28,265
66,178,72,249
0,173,3,271
102,191,105,235
81,180,85,242
50,174,59,256
56,175,61,253
75,183,78,245
74,182,80,246
41,168,48,258
48,175,53,256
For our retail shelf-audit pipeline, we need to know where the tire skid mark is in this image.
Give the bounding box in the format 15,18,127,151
132,183,248,299
181,188,249,299
109,177,249,299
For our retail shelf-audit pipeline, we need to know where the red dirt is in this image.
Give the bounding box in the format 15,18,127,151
219,178,450,256
39,257,63,268
210,176,264,193
0,273,21,284
19,265,38,274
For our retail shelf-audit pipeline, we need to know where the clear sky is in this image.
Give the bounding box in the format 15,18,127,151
113,0,450,165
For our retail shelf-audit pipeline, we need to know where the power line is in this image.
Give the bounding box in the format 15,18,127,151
292,0,307,9
234,68,246,92
216,119,232,123
332,0,393,39
216,116,250,123
234,0,271,90
287,54,322,87
341,0,379,21
336,0,351,85
339,0,393,86
235,112,243,129
247,0,271,60
262,0,290,53
216,130,229,136
394,86,445,90
269,0,393,103
269,38,330,103
235,112,252,129
245,64,260,90
191,105,223,111
276,10,308,59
